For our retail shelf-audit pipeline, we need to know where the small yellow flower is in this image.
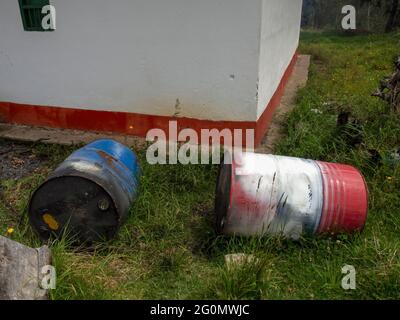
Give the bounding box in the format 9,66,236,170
6,227,14,235
386,176,393,181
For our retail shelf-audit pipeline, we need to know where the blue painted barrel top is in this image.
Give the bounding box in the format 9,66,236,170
82,139,140,174
66,139,141,198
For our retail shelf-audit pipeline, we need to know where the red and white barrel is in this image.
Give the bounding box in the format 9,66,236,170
215,152,368,239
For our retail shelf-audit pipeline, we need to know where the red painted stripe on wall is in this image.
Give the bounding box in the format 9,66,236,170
0,52,298,147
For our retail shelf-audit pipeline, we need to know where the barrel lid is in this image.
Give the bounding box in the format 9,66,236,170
28,175,119,244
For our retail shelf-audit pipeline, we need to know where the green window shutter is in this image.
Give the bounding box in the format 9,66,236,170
18,0,52,32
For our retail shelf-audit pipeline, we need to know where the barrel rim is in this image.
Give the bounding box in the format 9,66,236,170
315,161,369,234
214,151,234,234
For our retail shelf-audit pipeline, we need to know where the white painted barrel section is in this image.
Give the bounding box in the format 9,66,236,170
217,152,324,239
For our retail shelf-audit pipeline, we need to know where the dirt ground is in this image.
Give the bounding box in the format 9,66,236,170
0,141,46,180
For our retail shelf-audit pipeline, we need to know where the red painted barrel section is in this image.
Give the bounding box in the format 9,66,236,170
316,161,369,234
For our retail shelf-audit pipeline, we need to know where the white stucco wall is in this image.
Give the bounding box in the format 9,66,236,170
257,0,303,119
0,0,302,123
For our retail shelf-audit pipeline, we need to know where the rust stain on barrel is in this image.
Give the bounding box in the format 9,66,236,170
96,150,121,175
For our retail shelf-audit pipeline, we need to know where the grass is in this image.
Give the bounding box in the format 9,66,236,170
1,31,399,300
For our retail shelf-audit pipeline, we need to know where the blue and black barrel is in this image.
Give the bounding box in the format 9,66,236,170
28,139,140,243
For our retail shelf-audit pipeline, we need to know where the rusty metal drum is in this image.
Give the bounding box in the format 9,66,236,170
28,139,140,243
215,152,368,239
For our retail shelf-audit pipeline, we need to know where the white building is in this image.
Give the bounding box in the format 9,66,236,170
0,0,303,146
